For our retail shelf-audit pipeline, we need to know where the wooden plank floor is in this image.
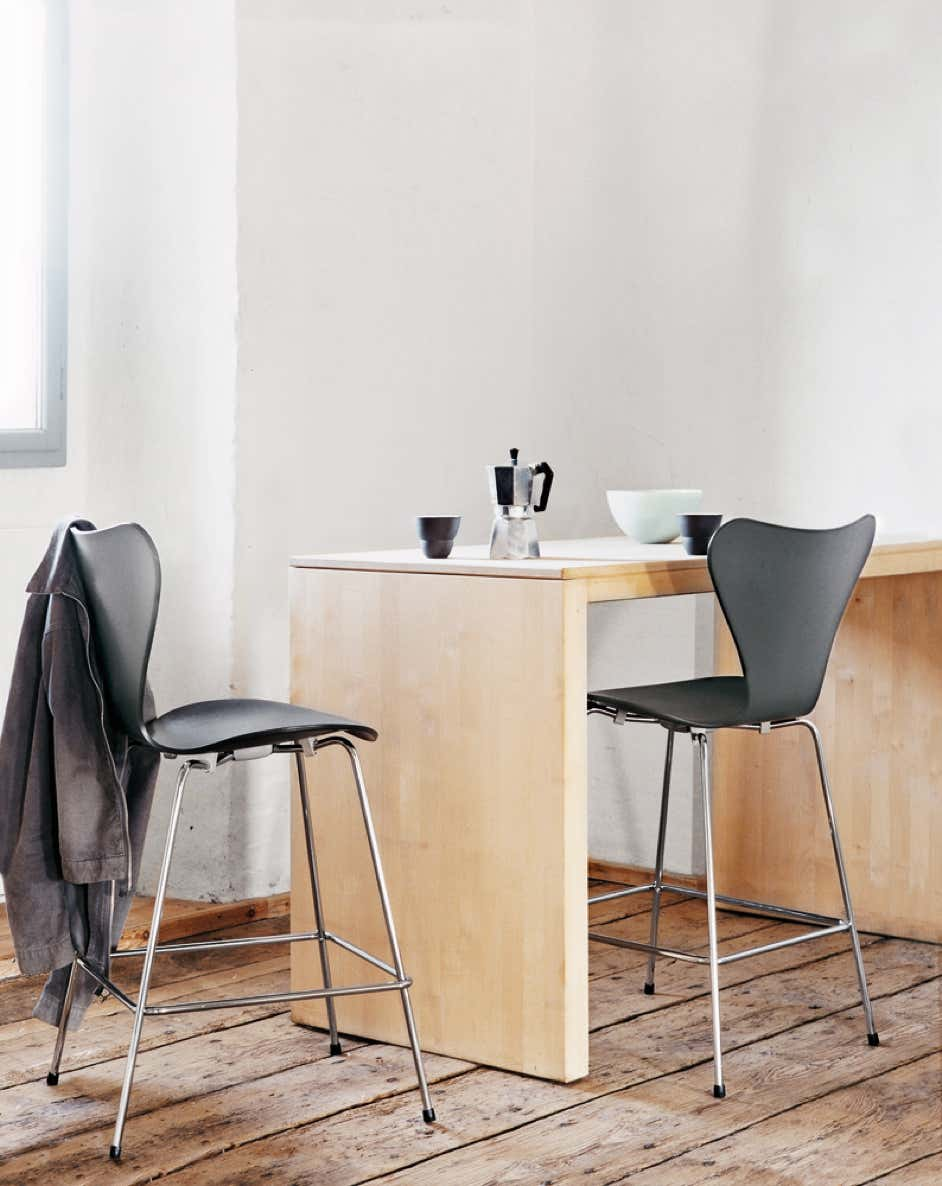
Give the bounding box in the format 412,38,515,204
0,883,938,1184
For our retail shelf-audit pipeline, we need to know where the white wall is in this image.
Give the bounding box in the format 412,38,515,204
536,0,942,870
232,0,942,887
231,0,539,893
3,0,940,898
0,0,238,898
534,0,942,531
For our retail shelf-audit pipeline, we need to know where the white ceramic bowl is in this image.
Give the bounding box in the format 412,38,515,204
606,489,703,544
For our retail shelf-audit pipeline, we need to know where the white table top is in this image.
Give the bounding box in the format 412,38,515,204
291,533,942,581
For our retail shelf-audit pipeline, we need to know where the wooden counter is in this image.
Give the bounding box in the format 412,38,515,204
289,534,942,1081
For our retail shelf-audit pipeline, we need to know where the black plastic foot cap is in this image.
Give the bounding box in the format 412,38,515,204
46,1071,59,1086
422,1108,437,1124
329,1041,343,1057
642,982,655,996
868,1032,880,1047
713,1084,726,1099
109,1146,121,1162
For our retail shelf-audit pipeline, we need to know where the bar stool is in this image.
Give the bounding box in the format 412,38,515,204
587,515,879,1098
46,523,435,1160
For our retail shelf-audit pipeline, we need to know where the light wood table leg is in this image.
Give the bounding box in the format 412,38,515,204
713,571,942,942
290,568,590,1081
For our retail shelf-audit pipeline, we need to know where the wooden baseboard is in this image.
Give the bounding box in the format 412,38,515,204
588,857,705,892
0,892,291,982
118,892,291,948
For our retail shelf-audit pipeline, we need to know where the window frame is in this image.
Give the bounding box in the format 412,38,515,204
0,0,68,469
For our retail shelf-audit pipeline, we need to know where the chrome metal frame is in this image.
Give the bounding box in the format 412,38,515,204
588,707,878,1098
643,727,674,995
46,735,436,1161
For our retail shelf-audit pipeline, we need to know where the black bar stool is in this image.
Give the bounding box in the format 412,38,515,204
587,515,879,1098
46,523,435,1160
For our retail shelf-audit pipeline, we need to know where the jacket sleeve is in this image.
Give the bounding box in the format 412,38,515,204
0,598,47,875
44,598,129,885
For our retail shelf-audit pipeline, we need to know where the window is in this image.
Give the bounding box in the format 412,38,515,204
0,0,67,467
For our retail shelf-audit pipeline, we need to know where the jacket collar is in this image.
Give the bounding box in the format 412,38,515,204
26,518,97,600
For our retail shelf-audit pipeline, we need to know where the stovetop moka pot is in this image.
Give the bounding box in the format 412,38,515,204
487,448,554,559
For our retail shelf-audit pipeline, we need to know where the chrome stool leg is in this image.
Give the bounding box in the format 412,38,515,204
342,741,436,1123
295,750,342,1056
644,728,675,994
803,719,879,1045
694,730,725,1098
110,759,192,1161
46,956,80,1085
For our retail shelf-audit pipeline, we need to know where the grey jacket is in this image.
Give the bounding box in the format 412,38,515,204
0,519,159,1028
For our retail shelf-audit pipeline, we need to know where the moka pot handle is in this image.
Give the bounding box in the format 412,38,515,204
532,462,554,513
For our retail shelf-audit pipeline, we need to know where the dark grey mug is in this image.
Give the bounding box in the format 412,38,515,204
416,516,461,559
679,513,723,556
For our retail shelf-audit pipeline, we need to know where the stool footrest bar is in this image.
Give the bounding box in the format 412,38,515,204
717,922,850,965
143,978,412,1016
658,883,845,929
77,957,411,1016
588,921,852,966
110,930,397,979
587,883,656,906
326,932,398,978
588,932,709,964
75,960,137,1011
110,931,323,960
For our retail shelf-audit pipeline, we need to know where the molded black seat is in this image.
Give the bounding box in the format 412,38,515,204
589,676,752,729
69,523,377,756
589,516,876,730
147,699,377,755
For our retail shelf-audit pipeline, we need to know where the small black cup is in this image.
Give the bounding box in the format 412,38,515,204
679,513,722,556
416,516,461,559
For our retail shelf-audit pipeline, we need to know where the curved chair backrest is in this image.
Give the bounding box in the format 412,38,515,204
707,515,875,723
70,523,161,745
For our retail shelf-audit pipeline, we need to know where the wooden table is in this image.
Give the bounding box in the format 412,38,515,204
289,535,942,1082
